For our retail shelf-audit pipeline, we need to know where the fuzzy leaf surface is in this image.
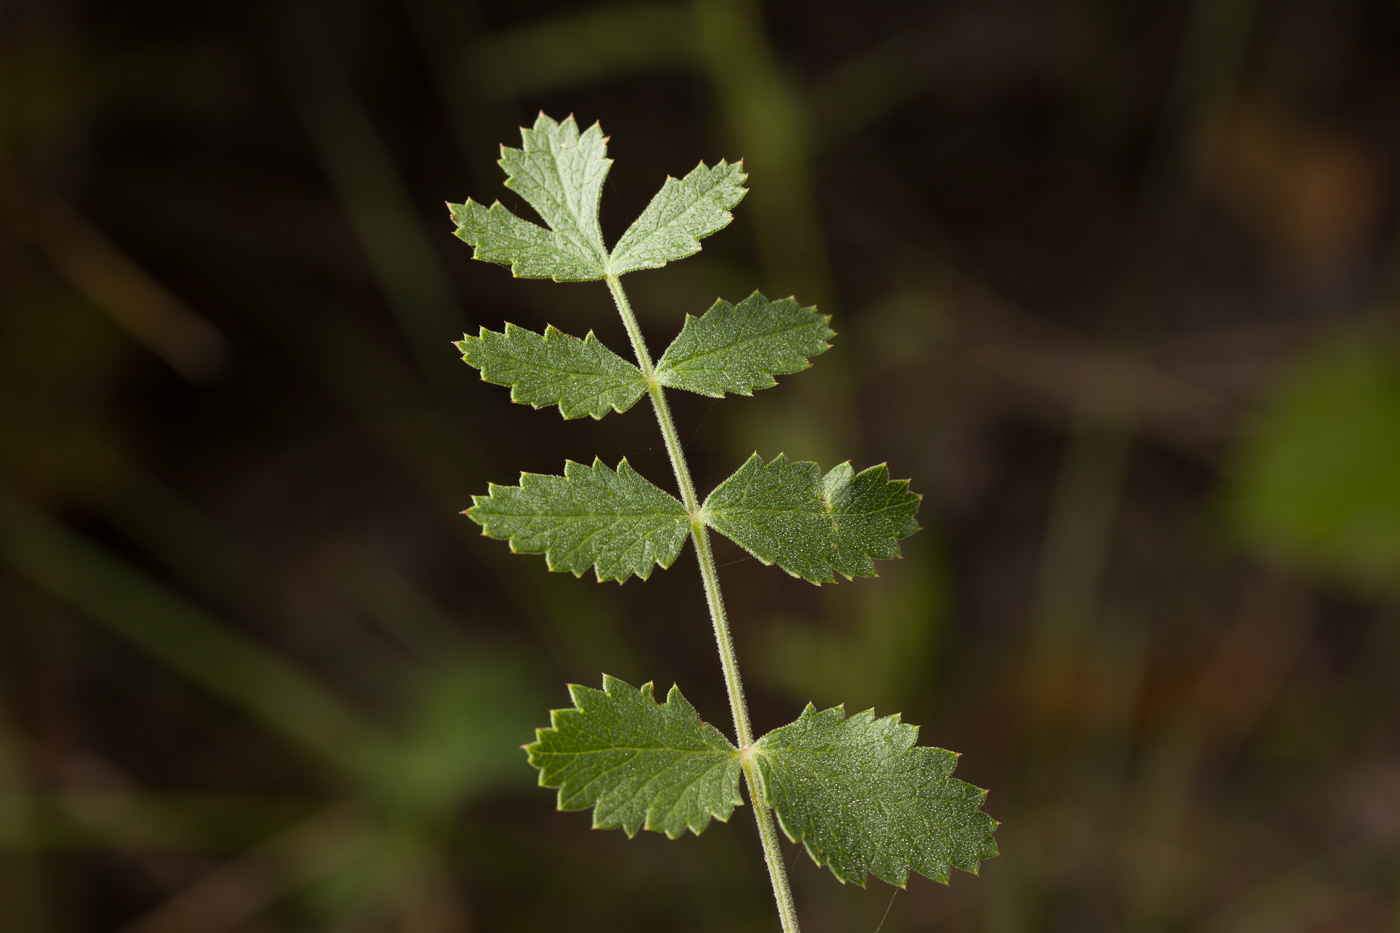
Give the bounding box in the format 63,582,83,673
820,461,923,578
701,455,829,580
700,454,920,583
753,705,999,887
500,112,611,262
609,160,747,275
447,200,604,281
456,324,645,419
527,675,743,838
466,459,688,582
655,292,833,397
448,114,610,281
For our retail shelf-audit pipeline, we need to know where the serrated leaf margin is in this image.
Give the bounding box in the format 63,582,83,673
654,291,834,398
752,703,999,888
455,323,646,419
465,458,689,583
526,675,744,839
700,454,922,584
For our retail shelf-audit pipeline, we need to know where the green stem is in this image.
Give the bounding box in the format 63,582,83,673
605,274,801,933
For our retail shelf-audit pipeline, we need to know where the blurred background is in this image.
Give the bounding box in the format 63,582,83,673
2,0,1399,930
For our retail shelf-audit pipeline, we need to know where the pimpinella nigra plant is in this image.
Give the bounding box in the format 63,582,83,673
448,113,998,931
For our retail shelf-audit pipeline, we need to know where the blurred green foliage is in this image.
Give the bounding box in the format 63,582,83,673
1230,333,1400,592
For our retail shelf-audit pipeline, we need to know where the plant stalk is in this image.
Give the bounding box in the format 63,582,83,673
605,275,801,933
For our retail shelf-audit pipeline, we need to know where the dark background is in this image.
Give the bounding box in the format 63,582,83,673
3,0,1400,931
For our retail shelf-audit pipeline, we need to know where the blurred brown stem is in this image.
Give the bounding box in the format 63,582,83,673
18,193,230,382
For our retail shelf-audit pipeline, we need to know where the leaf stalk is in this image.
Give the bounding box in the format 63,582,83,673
604,274,801,933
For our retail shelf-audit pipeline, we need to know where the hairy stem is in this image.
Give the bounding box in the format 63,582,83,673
605,274,801,933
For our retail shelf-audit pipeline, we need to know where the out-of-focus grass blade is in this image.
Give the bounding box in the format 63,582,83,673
805,33,936,151
99,472,260,602
20,194,230,382
0,793,320,852
115,803,367,933
463,3,695,100
350,654,542,813
691,0,828,299
278,8,464,389
0,496,376,768
0,675,55,929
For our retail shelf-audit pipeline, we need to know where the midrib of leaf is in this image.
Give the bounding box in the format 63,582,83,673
531,510,678,520
566,728,740,829
640,763,740,818
489,353,622,381
623,168,725,237
567,718,735,752
654,170,727,224
834,501,911,518
503,116,610,269
529,156,601,261
564,743,737,755
593,761,737,834
556,521,658,565
659,320,817,368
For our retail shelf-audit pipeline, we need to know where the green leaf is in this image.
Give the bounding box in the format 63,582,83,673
655,291,833,397
752,704,998,887
501,113,611,263
456,324,645,419
466,459,689,582
702,455,829,580
700,454,921,583
526,675,743,838
449,114,744,281
448,200,604,281
448,113,611,281
608,161,747,275
820,460,923,579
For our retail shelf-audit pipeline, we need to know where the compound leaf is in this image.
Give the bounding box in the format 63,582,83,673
656,292,833,397
700,454,920,583
448,113,611,281
527,675,743,838
466,459,689,582
752,704,998,887
450,114,744,281
609,160,747,275
456,324,645,419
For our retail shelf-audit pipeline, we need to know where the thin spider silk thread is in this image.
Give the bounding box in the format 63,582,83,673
872,890,898,933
